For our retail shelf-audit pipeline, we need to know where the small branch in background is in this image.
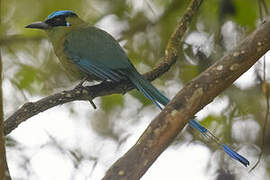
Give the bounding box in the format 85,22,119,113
249,57,270,172
0,35,45,46
0,0,12,178
249,4,269,171
0,51,12,180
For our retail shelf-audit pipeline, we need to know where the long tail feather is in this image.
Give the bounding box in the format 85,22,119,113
127,68,170,107
127,68,249,166
189,119,249,166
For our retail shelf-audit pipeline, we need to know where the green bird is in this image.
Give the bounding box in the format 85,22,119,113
26,10,168,108
26,10,249,166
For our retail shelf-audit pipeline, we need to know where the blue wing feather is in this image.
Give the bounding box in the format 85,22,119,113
74,58,124,82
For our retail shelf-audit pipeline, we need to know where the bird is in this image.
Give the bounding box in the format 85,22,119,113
25,10,249,167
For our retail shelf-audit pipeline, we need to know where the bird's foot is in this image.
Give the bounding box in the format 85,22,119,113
83,91,97,109
120,80,133,95
88,99,97,109
74,77,97,109
75,77,88,89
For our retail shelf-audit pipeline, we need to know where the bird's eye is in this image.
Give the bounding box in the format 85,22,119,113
45,16,69,27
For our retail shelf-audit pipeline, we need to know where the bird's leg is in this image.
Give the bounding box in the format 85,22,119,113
74,77,97,109
75,77,88,89
88,99,97,109
120,79,133,95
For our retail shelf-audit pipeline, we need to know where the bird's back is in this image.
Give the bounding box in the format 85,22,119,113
51,25,135,81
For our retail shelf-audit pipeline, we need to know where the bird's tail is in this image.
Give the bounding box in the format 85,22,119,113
127,68,249,167
127,68,169,109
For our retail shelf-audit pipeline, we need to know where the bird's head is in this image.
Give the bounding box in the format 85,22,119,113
25,10,82,30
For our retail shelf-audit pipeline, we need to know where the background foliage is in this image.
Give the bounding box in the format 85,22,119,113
1,0,270,179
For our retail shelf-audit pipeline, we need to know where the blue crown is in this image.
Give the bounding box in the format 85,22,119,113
46,10,76,20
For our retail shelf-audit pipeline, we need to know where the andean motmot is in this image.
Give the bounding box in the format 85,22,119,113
25,10,249,166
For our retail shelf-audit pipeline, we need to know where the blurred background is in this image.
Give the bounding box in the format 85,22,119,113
1,0,270,179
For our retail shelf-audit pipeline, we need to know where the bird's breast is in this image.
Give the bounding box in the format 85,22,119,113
51,35,86,80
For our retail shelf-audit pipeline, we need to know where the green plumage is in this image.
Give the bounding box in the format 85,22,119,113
45,16,169,107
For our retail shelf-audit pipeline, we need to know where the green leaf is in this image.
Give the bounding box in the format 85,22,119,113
178,64,199,84
199,0,219,32
129,89,152,107
101,94,124,112
233,0,258,29
201,115,222,128
13,65,41,94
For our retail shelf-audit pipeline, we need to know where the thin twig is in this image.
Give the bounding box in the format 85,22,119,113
249,55,270,172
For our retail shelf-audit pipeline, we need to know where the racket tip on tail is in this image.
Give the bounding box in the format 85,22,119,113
222,144,250,167
188,119,249,167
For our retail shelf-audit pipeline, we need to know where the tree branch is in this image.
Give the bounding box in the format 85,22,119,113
102,19,270,180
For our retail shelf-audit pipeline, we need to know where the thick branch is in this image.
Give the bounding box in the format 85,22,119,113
4,0,201,136
102,19,270,179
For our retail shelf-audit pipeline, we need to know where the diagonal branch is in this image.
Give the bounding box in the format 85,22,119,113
4,0,203,136
102,19,270,180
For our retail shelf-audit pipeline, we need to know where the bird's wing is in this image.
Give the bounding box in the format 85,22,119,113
63,26,133,81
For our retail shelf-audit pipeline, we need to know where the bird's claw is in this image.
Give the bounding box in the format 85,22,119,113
88,98,97,109
75,77,88,89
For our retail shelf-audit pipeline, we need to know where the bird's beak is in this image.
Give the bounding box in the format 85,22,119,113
25,22,50,29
